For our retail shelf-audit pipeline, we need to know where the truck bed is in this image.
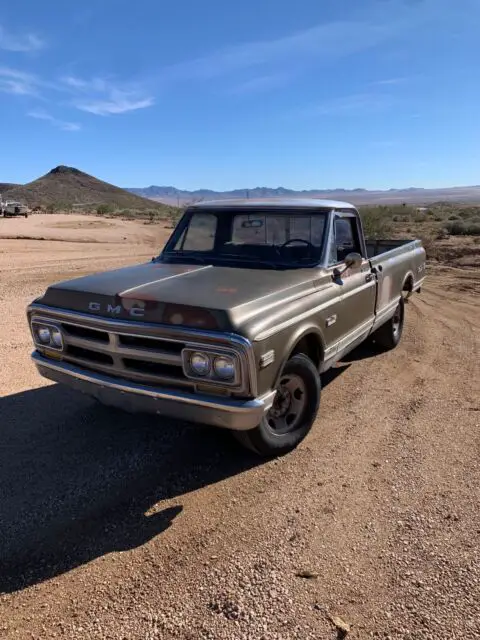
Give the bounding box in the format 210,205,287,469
365,238,417,258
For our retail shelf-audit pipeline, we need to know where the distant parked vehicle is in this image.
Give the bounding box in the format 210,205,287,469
1,197,29,218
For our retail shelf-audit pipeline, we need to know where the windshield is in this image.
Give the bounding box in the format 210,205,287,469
161,209,328,269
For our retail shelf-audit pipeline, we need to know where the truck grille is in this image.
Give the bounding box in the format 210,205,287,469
28,305,257,397
59,321,193,389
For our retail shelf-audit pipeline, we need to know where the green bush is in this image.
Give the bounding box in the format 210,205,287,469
359,206,393,239
445,221,480,236
96,203,115,215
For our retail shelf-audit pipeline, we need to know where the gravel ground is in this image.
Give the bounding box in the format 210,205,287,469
0,217,479,639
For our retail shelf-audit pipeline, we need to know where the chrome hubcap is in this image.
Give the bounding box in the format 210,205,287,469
266,374,307,435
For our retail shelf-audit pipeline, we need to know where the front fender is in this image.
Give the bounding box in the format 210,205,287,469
254,322,325,394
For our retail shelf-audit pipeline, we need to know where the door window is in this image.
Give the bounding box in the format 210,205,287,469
328,216,361,265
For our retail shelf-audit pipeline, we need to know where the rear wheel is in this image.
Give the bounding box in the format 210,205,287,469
233,354,321,457
371,296,405,350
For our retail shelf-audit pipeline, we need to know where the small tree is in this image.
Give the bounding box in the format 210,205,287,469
96,203,114,215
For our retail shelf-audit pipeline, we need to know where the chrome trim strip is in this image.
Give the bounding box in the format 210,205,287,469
374,295,401,318
414,276,426,290
341,280,376,301
119,265,213,296
28,303,258,396
255,279,375,341
32,351,274,417
335,316,375,353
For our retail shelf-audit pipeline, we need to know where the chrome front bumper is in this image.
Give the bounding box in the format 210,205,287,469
32,352,275,431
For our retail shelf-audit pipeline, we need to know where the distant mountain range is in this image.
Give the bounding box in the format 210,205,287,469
127,184,480,206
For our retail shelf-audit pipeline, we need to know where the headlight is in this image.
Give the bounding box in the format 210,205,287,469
213,355,236,380
32,322,64,351
190,352,211,376
37,326,51,344
51,328,63,348
182,348,240,386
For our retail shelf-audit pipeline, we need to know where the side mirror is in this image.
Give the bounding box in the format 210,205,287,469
344,252,362,269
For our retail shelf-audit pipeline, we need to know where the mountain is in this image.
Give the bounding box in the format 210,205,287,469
4,166,171,211
0,183,20,194
127,184,480,206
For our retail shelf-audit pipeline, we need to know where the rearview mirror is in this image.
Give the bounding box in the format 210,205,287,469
241,219,264,229
344,252,362,269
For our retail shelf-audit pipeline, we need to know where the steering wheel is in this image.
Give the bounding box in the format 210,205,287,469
280,238,315,251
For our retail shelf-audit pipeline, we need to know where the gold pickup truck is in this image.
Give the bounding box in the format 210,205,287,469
27,199,426,456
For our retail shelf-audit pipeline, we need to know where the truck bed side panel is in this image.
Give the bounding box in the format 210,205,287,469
370,240,426,329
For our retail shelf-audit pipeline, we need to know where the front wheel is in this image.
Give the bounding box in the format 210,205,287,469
233,354,321,457
371,296,405,351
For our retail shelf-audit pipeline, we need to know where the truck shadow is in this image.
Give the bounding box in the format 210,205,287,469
0,351,362,595
0,385,263,594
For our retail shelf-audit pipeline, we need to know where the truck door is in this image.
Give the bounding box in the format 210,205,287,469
325,212,376,357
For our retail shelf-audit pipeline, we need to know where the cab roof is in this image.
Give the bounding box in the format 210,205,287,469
189,198,357,210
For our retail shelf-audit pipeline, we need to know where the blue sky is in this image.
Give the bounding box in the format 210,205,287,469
1,0,480,190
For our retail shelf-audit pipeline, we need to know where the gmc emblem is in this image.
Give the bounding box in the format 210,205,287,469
88,301,145,318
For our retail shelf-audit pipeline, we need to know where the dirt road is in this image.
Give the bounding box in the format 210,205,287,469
1,217,479,639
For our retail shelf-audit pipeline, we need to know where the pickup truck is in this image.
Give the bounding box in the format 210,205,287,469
1,200,29,218
27,199,426,456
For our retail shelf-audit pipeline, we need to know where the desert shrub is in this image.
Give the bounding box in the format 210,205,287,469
445,221,480,236
359,206,393,239
96,203,115,215
166,207,183,228
448,214,460,220
420,234,441,260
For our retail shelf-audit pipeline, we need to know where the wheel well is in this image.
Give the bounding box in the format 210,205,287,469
402,275,414,292
290,333,323,368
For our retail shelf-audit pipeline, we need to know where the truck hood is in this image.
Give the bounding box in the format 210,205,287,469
38,261,321,336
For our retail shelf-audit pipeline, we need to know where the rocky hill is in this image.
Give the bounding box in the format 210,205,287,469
0,183,20,194
4,166,171,212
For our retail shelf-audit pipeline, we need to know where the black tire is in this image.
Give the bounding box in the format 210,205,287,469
371,296,405,351
233,354,321,457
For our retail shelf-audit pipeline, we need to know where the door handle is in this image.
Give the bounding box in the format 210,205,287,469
365,273,374,282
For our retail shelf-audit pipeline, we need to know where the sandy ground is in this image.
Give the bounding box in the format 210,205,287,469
0,215,479,639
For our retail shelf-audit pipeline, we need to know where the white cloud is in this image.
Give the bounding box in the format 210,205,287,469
0,66,39,96
60,75,154,116
371,77,410,86
0,25,44,52
28,109,81,132
76,94,154,115
160,1,436,83
61,76,109,92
